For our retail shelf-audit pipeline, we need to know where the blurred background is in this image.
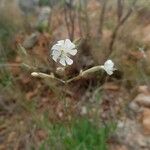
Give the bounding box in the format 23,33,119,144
0,0,150,149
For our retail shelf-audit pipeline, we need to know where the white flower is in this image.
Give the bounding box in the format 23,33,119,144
51,39,77,66
101,60,116,75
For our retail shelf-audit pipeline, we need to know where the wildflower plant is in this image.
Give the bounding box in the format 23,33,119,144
31,39,116,83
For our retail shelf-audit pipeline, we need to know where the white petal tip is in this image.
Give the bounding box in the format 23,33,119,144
107,73,113,75
66,57,73,65
52,55,58,62
31,72,38,77
69,49,77,56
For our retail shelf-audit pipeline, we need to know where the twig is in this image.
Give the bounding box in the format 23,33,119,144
64,6,71,39
0,63,21,68
84,0,91,37
0,63,36,69
117,0,124,22
64,0,76,41
98,0,108,38
77,0,83,37
105,0,137,60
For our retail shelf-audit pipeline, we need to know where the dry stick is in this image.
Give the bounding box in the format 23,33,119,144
69,5,75,41
0,63,21,68
47,5,53,33
98,0,108,38
84,0,91,37
72,10,76,41
0,63,36,70
0,63,53,75
64,1,75,41
64,6,71,39
77,0,83,37
117,0,124,22
105,0,137,61
69,0,75,41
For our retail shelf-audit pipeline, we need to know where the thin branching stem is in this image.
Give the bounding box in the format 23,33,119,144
117,0,124,22
105,0,137,61
64,0,75,41
31,66,103,84
98,0,108,38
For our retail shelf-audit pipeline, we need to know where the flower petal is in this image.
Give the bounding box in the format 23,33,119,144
59,57,66,66
105,69,113,75
51,44,61,51
68,49,77,56
104,60,114,68
65,56,73,65
57,40,65,45
52,49,61,57
52,55,58,62
64,39,76,50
